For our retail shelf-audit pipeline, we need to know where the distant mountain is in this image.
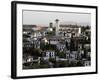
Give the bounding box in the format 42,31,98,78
60,21,90,26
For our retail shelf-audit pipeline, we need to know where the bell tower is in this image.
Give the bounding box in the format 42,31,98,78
55,19,59,36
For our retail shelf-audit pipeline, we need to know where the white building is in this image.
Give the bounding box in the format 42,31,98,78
70,51,78,60
84,60,91,66
43,50,55,60
56,43,66,52
33,39,40,48
82,59,91,66
48,38,59,45
59,24,81,37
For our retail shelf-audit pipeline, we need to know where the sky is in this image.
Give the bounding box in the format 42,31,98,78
23,10,91,26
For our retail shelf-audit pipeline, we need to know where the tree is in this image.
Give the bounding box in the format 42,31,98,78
49,58,56,63
76,60,83,66
68,61,77,67
40,43,56,50
30,48,42,57
58,61,69,67
57,52,66,58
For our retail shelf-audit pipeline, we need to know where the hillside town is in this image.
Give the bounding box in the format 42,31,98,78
23,19,91,69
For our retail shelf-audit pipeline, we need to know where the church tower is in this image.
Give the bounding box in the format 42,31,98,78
55,19,59,36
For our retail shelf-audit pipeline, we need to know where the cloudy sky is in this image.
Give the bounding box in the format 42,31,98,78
23,10,91,26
